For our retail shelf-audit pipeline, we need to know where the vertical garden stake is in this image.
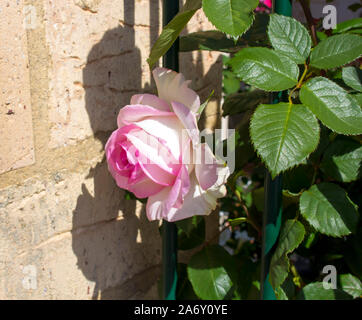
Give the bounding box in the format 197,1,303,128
161,0,179,301
261,0,292,300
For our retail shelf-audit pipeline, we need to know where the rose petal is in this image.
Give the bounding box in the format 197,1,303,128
129,177,165,198
105,125,137,156
195,143,219,190
129,116,184,161
146,186,171,221
118,104,174,128
105,125,167,198
138,161,177,186
171,101,199,146
153,67,200,113
164,165,190,212
125,130,179,174
146,172,225,222
180,136,194,174
105,126,139,182
130,93,171,111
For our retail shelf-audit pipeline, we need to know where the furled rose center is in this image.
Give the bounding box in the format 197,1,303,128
111,124,184,187
116,140,141,183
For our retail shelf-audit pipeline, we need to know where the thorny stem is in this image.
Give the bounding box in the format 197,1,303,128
288,63,309,104
298,0,318,46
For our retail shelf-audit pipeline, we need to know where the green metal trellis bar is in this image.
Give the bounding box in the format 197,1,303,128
161,0,179,301
260,0,292,300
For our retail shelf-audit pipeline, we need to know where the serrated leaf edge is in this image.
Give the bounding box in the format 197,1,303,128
299,183,359,238
300,78,362,136
267,13,312,64
310,34,362,70
233,49,299,92
202,1,256,40
249,103,321,178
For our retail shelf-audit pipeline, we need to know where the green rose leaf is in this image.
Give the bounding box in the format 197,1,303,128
270,219,305,289
309,34,362,70
300,77,362,135
230,47,299,91
333,17,362,34
321,138,362,183
223,70,241,94
202,0,259,38
351,93,362,106
317,31,328,41
300,183,359,237
349,29,362,35
339,274,362,299
187,245,237,300
342,67,362,92
268,14,312,64
275,286,288,300
147,0,201,68
250,103,320,178
297,282,353,300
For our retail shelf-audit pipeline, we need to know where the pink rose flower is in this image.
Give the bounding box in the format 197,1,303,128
256,0,272,12
105,68,229,222
263,0,272,8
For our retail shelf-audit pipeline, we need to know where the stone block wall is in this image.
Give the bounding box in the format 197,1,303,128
0,0,222,299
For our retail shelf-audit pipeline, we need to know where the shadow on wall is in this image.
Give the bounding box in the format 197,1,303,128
72,0,162,300
71,0,223,299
